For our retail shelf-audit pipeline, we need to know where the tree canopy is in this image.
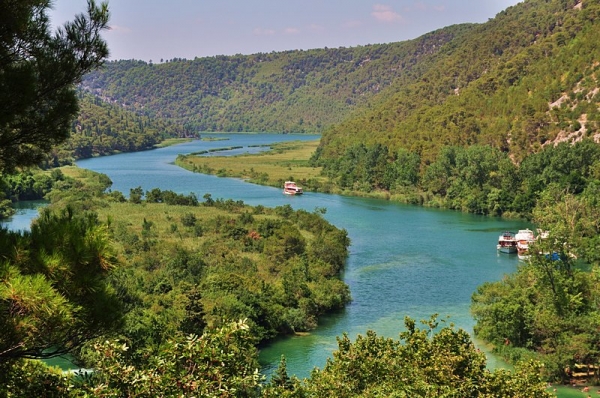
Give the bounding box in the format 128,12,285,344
0,206,123,363
0,0,118,372
471,180,600,382
80,0,600,169
0,0,109,172
80,25,470,134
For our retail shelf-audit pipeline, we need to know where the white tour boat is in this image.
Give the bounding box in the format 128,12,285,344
497,231,517,254
515,229,535,258
283,181,303,195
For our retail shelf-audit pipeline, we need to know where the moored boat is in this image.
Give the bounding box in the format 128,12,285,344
515,228,535,258
283,181,303,195
497,231,517,254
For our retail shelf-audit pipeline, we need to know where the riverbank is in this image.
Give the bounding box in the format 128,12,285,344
42,163,352,345
154,136,229,148
171,136,600,396
153,137,195,148
174,139,402,198
174,138,524,219
6,134,593,396
175,139,328,189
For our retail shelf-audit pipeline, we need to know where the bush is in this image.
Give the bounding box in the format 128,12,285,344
181,212,197,227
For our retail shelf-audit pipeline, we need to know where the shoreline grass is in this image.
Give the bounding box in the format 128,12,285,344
153,137,195,148
175,139,327,190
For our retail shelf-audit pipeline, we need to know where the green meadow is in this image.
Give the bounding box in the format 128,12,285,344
175,140,326,189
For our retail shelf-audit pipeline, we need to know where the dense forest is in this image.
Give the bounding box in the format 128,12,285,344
81,0,600,168
0,92,195,217
1,167,350,391
308,138,600,217
468,157,600,383
4,0,600,395
54,92,196,165
317,0,600,164
77,0,600,217
0,168,553,396
80,25,472,134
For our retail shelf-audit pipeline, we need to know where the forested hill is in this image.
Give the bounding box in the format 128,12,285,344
318,0,600,164
80,24,473,134
80,0,600,166
49,93,196,165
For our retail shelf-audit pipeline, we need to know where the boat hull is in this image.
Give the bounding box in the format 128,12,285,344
497,244,517,254
514,229,535,259
517,243,529,256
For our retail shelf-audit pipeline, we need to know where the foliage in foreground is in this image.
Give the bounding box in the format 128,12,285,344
269,316,551,398
0,207,123,365
15,168,351,367
81,319,261,397
0,0,109,173
0,170,350,395
96,190,351,359
0,318,552,397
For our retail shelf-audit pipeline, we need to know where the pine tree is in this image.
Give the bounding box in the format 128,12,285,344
0,0,110,172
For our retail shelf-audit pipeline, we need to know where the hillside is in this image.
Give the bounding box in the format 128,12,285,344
48,92,196,166
79,0,600,168
80,24,473,134
318,0,600,164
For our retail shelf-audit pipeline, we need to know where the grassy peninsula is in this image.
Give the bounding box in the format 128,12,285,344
175,140,328,191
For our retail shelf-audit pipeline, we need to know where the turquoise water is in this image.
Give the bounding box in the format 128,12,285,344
257,198,521,377
5,134,522,378
76,134,522,378
0,200,47,232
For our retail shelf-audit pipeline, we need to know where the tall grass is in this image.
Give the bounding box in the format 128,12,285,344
176,140,326,189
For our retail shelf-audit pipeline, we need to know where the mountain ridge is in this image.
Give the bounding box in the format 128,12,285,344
80,24,474,134
317,0,600,164
79,0,600,166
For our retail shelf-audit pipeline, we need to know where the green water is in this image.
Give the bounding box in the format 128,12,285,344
5,134,526,381
2,134,588,396
74,134,524,379
4,134,528,382
256,198,523,378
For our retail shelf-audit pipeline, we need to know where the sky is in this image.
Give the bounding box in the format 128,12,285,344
50,0,523,62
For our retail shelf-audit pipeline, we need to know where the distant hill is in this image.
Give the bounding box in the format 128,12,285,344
80,24,473,134
318,0,600,164
80,0,600,167
49,92,195,165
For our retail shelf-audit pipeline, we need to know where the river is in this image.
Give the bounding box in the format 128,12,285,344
4,133,522,379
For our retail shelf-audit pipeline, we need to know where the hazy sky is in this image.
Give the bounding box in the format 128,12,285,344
50,0,523,62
